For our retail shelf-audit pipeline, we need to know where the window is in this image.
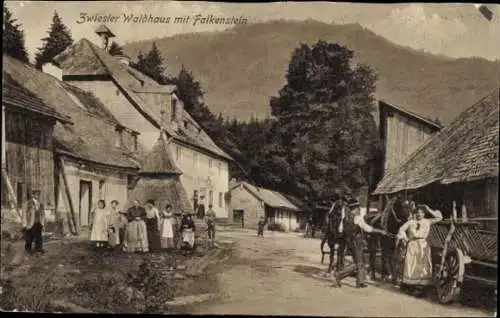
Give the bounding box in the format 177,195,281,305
171,97,177,122
209,159,213,169
218,192,223,208
176,146,181,160
184,120,188,129
133,135,138,152
115,127,123,147
193,153,198,168
209,190,213,206
218,163,221,175
98,180,105,200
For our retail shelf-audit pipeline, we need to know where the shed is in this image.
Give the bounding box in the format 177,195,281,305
229,182,304,231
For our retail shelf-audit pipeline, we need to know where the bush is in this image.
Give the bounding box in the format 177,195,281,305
127,257,174,314
267,223,286,232
0,268,59,312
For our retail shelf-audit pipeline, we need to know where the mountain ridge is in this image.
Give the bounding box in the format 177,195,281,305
122,19,500,124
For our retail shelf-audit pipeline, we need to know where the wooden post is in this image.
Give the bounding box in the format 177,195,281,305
60,158,79,234
1,106,6,170
1,168,22,220
452,200,458,222
366,162,372,214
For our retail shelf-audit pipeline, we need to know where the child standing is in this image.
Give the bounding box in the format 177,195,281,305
257,216,266,237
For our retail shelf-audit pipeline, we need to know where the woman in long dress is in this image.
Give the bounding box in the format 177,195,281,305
125,200,149,252
90,200,109,249
145,199,161,252
180,213,196,250
397,204,443,294
107,200,121,248
160,204,176,250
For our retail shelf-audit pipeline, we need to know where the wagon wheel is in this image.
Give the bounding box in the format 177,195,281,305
436,249,464,304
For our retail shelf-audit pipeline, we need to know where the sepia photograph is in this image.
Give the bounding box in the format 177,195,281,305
1,1,498,316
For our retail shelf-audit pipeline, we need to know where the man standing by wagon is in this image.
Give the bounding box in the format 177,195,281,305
22,189,45,255
333,198,386,288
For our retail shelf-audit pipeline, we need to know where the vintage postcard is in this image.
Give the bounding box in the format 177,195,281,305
1,1,498,316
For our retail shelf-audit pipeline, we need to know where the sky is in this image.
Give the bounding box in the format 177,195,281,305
5,1,500,62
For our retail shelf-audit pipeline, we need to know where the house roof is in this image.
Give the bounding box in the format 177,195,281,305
374,89,499,194
3,55,141,170
379,100,443,131
53,38,233,162
232,181,302,211
3,73,71,124
139,131,182,175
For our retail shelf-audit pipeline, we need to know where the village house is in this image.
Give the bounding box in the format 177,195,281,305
1,72,72,224
229,181,305,231
373,100,443,209
41,25,233,219
4,55,141,234
373,88,499,232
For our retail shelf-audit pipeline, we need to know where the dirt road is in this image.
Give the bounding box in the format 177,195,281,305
183,229,494,317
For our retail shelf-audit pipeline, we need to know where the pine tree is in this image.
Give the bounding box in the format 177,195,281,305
130,42,167,84
3,7,29,63
34,11,73,69
108,41,124,56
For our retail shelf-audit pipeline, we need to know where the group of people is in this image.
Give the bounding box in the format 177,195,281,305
89,199,199,253
322,193,442,293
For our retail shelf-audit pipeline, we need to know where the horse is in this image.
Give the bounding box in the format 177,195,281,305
321,201,346,274
365,196,411,281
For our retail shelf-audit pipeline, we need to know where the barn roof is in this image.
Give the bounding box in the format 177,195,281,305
138,131,182,175
52,38,233,162
3,55,141,170
379,100,443,131
374,89,499,194
3,73,71,123
232,181,302,211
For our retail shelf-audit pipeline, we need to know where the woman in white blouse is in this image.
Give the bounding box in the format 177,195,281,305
397,204,442,294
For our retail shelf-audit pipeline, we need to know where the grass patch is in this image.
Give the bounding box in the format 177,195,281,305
0,240,218,313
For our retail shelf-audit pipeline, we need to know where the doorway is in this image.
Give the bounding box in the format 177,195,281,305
233,209,244,228
79,180,92,227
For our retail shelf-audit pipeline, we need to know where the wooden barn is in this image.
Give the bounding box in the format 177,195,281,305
373,101,442,209
1,72,71,223
373,89,499,232
229,181,305,231
4,55,141,234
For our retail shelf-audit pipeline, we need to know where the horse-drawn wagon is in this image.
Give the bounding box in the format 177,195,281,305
426,219,497,304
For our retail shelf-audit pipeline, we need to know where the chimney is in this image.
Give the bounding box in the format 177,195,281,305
170,92,184,130
95,24,116,53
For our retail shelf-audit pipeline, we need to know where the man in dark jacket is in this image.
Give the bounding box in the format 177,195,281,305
333,199,386,288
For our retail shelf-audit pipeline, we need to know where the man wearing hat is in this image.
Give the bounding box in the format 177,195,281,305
333,198,386,288
22,189,45,254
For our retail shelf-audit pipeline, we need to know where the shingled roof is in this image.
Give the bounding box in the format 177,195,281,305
3,55,141,170
232,181,302,211
53,38,233,161
3,73,71,123
139,131,182,175
374,88,499,194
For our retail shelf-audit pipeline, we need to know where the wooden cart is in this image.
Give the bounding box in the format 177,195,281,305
427,219,497,304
